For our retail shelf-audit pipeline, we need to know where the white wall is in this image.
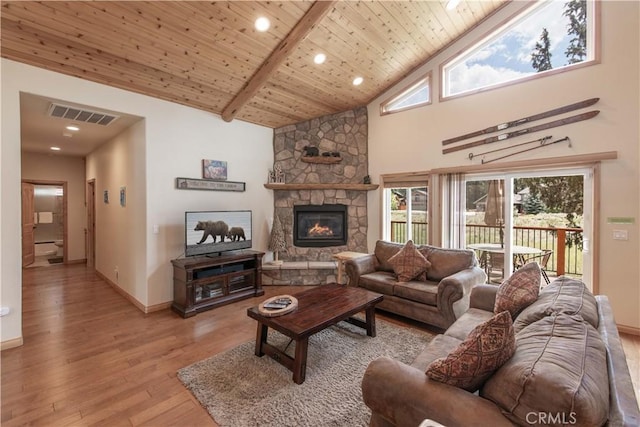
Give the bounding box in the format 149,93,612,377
21,152,87,261
144,106,274,307
1,59,274,345
86,120,147,304
367,1,640,329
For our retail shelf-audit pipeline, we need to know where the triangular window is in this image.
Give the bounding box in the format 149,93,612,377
380,74,431,115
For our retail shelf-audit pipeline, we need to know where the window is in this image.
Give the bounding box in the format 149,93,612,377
381,173,430,244
380,73,431,115
442,0,597,99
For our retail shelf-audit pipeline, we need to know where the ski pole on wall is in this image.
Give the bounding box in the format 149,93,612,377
481,136,571,164
442,98,599,146
468,135,552,161
442,110,599,155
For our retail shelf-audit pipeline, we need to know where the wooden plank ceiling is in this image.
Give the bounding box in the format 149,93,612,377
1,1,506,129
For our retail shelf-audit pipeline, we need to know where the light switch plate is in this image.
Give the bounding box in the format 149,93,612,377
613,230,628,240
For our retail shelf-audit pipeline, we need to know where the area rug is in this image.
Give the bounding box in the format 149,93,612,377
178,318,433,427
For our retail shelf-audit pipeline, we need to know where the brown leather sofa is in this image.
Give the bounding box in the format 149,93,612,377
345,240,486,330
361,277,640,427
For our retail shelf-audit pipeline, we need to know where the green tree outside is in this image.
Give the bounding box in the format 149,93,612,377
531,28,553,72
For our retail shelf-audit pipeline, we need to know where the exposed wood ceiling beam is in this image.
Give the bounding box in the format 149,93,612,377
221,0,338,123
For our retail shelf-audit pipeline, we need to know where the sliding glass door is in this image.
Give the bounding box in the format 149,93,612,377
463,168,593,288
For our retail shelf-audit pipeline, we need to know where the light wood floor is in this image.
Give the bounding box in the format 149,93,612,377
2,264,638,426
1,264,430,426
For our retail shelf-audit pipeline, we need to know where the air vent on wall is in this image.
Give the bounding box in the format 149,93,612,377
47,103,119,126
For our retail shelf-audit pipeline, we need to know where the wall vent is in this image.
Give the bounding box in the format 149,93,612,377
47,103,119,126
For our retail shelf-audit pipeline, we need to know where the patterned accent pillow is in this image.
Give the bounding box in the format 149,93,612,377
387,240,431,282
494,262,541,318
425,311,515,392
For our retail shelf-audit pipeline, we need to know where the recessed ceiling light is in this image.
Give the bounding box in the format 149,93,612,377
353,76,364,86
255,16,270,32
66,125,80,131
314,53,326,64
50,146,61,151
446,0,461,11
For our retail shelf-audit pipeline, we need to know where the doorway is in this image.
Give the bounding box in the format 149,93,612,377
463,168,593,290
21,180,68,267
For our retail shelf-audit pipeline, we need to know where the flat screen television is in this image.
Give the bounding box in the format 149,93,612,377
185,210,252,257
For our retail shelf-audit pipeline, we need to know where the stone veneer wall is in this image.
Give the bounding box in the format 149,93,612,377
264,107,370,284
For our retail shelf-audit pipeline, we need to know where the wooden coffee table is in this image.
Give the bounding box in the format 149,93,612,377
246,284,383,384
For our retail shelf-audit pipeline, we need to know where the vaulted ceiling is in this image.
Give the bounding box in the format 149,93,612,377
2,1,507,129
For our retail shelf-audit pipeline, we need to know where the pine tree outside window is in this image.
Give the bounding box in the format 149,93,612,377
442,0,597,99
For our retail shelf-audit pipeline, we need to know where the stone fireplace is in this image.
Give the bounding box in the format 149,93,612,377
262,107,373,285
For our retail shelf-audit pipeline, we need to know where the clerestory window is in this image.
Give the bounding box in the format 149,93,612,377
380,73,431,115
442,0,598,99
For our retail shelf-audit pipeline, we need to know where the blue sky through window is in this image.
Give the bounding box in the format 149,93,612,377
446,1,588,96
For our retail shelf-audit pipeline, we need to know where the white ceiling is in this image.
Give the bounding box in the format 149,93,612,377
20,92,143,157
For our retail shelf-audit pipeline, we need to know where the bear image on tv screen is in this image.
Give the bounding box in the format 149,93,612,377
227,227,246,242
195,220,229,244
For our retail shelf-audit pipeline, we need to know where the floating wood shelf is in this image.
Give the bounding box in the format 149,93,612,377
301,156,342,164
264,183,379,191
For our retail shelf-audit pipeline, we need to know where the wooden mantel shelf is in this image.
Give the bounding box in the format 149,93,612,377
264,183,379,191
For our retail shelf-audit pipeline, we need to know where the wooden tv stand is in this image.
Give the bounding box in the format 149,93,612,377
171,250,265,318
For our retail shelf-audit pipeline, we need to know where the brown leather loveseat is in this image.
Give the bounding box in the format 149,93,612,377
345,240,486,330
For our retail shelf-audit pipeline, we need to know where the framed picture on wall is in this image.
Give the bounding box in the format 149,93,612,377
120,187,126,207
103,190,109,204
202,159,228,180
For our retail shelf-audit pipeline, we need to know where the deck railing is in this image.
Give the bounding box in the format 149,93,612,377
390,221,583,276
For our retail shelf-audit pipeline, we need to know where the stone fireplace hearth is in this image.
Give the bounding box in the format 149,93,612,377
262,107,373,285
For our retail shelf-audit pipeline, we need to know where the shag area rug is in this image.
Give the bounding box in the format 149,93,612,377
178,318,433,427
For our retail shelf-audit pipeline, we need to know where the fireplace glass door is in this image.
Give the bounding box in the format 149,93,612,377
293,204,347,247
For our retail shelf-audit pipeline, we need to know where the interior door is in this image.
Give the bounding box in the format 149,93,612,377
21,182,35,266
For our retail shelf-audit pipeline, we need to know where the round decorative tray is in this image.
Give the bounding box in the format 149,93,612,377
258,295,298,317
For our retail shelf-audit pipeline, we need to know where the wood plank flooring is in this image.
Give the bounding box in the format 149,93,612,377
2,263,639,425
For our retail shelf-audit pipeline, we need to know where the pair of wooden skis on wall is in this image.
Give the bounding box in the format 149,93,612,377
442,98,599,155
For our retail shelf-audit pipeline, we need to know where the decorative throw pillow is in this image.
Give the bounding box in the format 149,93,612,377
494,262,541,318
388,240,431,282
425,311,515,392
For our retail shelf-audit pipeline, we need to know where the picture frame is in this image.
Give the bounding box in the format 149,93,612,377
120,186,126,207
103,190,109,204
202,159,228,180
176,177,245,192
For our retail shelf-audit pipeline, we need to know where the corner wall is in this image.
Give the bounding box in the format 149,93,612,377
366,1,640,329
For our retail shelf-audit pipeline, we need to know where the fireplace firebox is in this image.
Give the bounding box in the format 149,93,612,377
293,204,348,247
